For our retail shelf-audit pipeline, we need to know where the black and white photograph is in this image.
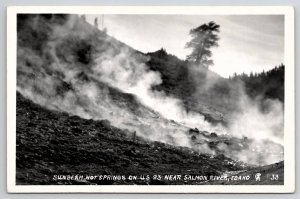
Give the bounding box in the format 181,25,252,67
7,6,295,193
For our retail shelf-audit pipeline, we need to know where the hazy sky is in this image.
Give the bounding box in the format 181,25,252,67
86,15,284,77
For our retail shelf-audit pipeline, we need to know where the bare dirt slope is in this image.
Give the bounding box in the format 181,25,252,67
16,92,283,185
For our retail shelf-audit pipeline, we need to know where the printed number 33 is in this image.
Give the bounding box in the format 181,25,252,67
270,174,279,181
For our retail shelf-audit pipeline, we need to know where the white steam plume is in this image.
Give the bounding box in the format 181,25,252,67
17,14,284,166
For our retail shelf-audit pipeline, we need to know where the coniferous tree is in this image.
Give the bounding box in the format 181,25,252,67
186,21,220,68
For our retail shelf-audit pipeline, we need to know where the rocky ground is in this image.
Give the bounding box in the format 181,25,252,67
16,92,283,185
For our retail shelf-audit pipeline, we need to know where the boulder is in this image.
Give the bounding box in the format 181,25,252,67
188,128,200,135
210,132,218,138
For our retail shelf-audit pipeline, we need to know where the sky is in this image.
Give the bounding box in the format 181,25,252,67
86,15,284,78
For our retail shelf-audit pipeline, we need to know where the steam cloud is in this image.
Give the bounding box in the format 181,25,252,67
17,14,284,166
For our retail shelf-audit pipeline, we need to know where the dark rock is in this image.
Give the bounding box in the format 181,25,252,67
69,115,81,121
124,148,136,157
191,135,197,141
27,122,36,128
69,121,79,126
210,132,218,138
71,127,82,134
83,119,94,125
188,128,200,134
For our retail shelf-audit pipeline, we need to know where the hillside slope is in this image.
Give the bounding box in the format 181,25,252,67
17,14,197,147
16,92,283,185
146,50,284,123
16,92,246,185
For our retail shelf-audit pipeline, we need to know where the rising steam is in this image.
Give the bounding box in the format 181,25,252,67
17,14,284,166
